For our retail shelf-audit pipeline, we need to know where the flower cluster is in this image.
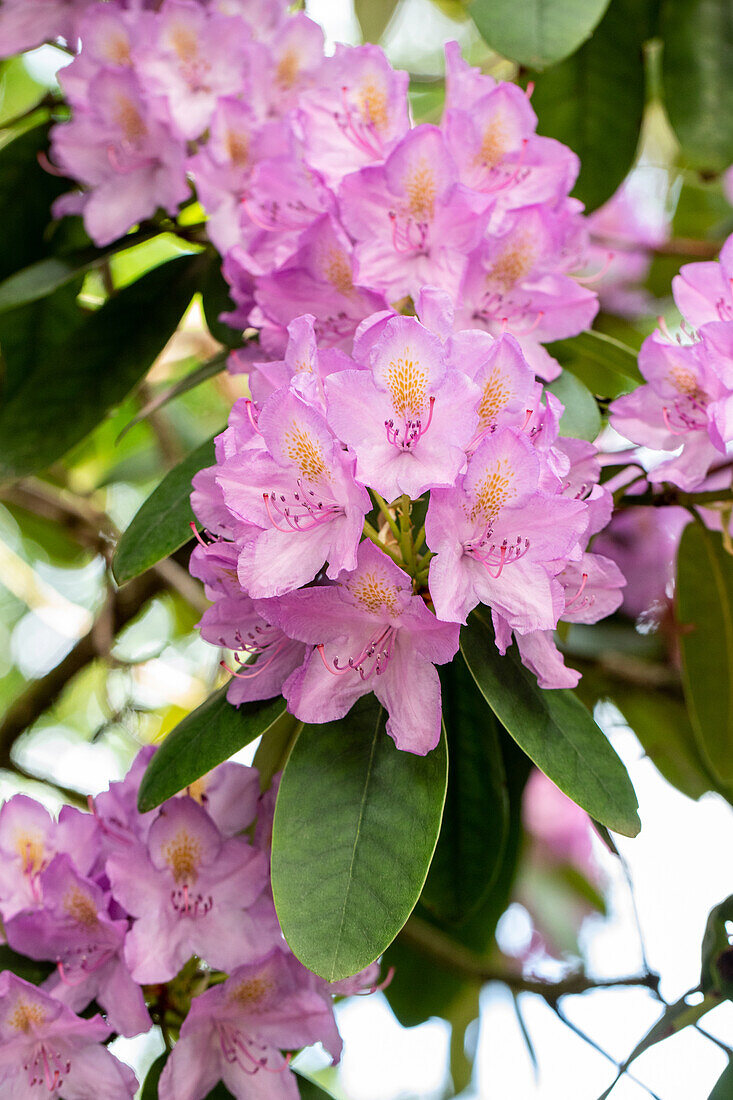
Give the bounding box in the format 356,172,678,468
18,0,601,377
0,753,378,1098
610,233,733,491
191,291,625,754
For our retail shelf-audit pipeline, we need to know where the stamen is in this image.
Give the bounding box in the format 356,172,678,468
384,396,435,451
356,966,396,996
245,399,263,435
575,251,614,284
317,627,396,681
564,572,588,608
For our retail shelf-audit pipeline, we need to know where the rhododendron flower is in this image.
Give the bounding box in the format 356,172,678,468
326,314,480,500
50,68,189,245
218,387,371,596
297,43,410,183
426,428,587,630
610,330,725,491
339,125,488,301
106,796,276,982
158,950,341,1100
0,796,99,920
0,972,138,1098
0,0,86,57
5,855,150,1038
259,540,460,753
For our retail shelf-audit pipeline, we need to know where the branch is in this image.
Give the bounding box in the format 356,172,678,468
0,571,165,769
617,487,733,510
400,917,661,1003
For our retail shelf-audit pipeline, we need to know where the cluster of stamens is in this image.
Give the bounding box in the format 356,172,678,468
217,1024,291,1077
263,482,344,532
171,885,214,916
388,210,429,253
317,624,396,680
384,396,435,450
335,86,384,158
465,527,530,579
24,1046,71,1092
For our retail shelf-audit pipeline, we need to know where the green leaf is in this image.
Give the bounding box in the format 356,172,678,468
137,688,288,812
529,0,648,212
677,523,733,785
546,369,601,441
0,122,68,283
200,260,244,349
616,689,720,802
0,945,54,985
385,733,531,1027
0,254,205,477
469,0,612,69
141,1053,167,1100
355,0,398,42
271,694,448,981
548,329,642,398
0,229,155,314
112,433,218,585
252,711,301,792
709,1061,733,1100
294,1072,339,1099
661,0,733,172
461,611,640,837
701,894,733,997
117,352,228,441
421,656,509,925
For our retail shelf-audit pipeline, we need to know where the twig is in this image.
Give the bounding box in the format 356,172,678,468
617,487,733,510
400,917,661,1003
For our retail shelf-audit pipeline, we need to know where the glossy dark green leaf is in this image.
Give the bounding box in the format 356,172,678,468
385,733,531,1027
141,1053,167,1099
661,0,733,172
469,0,611,69
546,369,601,441
113,433,218,585
421,656,509,925
0,122,69,283
677,523,733,785
461,611,640,837
701,894,733,997
0,228,154,314
200,260,243,349
548,330,642,398
0,279,84,398
530,0,648,212
0,945,54,985
0,254,205,477
294,1072,338,1099
138,688,288,812
355,0,399,42
709,1061,733,1100
272,695,448,980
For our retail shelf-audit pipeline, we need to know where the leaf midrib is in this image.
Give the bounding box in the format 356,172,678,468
328,706,382,981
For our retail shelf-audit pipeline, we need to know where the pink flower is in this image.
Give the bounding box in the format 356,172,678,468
0,972,138,1098
0,0,86,58
216,387,371,595
158,950,340,1100
339,125,488,301
259,540,460,754
325,314,480,500
134,0,252,140
106,796,276,983
0,796,99,921
50,68,189,245
426,427,587,629
296,43,410,184
5,855,150,1039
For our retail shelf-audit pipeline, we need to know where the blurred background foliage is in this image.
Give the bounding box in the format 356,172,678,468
1,1,733,1097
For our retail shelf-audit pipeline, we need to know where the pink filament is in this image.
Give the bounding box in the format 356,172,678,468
564,572,589,608
575,251,614,284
